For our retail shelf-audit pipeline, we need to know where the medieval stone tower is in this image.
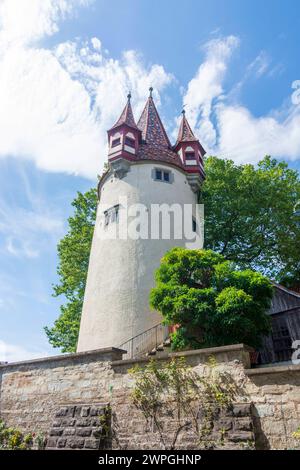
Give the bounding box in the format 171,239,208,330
76,89,206,353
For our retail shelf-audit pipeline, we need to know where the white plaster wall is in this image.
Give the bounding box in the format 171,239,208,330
77,162,200,352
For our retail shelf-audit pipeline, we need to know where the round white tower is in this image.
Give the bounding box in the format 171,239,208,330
76,91,206,354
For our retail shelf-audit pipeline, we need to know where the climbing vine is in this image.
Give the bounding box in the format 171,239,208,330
129,356,238,450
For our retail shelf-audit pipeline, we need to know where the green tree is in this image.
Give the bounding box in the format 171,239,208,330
201,155,300,283
44,188,97,352
150,248,273,350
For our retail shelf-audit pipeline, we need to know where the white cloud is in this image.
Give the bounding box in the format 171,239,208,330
217,104,300,163
183,35,300,163
0,339,52,362
91,37,101,51
182,35,239,148
0,0,92,46
0,0,173,179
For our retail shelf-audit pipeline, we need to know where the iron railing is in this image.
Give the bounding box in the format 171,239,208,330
119,323,169,360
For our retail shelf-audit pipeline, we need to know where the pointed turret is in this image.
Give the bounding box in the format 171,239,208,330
138,87,171,148
173,110,206,184
107,93,141,170
110,92,139,131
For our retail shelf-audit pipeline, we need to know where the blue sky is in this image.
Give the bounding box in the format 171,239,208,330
0,0,299,361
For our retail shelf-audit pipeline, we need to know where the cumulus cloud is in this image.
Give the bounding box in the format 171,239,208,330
0,0,92,46
182,35,239,148
217,104,300,163
0,0,173,179
183,35,300,163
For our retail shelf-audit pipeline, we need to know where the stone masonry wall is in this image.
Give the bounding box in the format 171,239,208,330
46,404,110,450
0,344,300,450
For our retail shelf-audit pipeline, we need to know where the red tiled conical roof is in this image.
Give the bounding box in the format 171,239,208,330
111,93,139,131
137,90,171,148
175,110,199,145
136,89,183,168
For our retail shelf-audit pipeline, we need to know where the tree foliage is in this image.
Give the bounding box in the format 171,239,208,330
44,188,97,352
150,248,273,350
201,155,300,283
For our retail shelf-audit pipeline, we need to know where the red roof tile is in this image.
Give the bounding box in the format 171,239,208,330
175,111,198,145
137,94,171,148
110,93,139,131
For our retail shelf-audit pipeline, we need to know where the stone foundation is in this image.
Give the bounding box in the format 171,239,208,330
0,344,300,449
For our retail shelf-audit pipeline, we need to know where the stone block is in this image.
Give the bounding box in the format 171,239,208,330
84,439,101,449
213,418,233,431
55,407,68,417
49,428,63,436
92,428,103,438
81,406,90,417
46,437,58,448
64,428,76,436
76,427,92,437
229,431,254,442
61,418,76,427
57,438,67,448
77,418,91,427
67,438,85,449
232,404,251,417
234,417,253,431
253,404,274,418
52,420,61,427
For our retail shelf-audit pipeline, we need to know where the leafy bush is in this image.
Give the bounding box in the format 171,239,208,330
0,420,45,450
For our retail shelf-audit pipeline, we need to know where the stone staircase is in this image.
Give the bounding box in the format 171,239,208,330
146,336,172,357
119,323,171,360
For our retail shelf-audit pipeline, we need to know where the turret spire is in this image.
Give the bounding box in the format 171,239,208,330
175,109,199,146
110,92,139,131
137,91,171,148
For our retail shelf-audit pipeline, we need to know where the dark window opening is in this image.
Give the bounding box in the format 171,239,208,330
185,152,196,160
163,171,170,182
104,205,120,226
153,168,172,183
192,217,197,233
111,137,121,148
125,136,135,148
155,169,162,180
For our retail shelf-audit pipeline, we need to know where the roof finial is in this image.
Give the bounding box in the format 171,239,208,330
149,86,153,97
127,91,131,101
181,104,186,116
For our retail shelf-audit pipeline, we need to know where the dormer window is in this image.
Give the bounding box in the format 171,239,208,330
111,137,121,148
125,136,135,148
185,151,196,160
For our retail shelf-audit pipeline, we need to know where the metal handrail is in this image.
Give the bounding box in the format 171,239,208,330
119,322,169,360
